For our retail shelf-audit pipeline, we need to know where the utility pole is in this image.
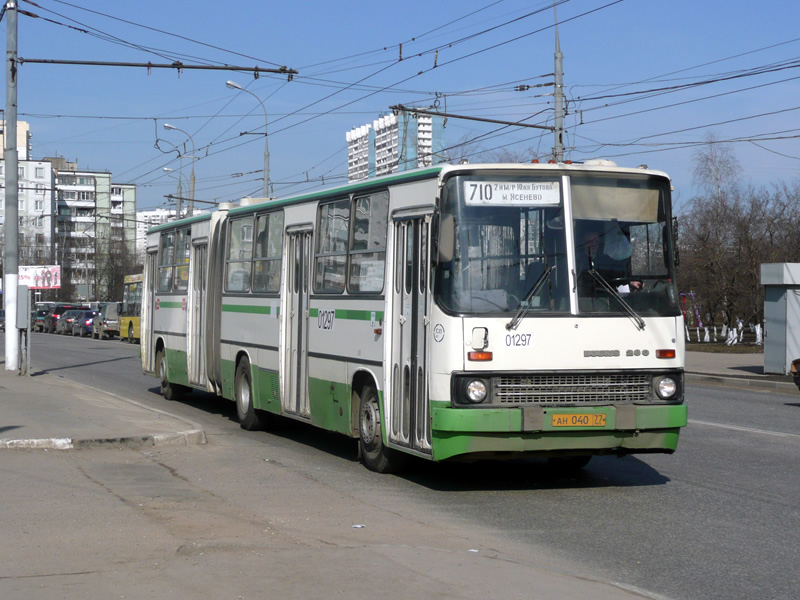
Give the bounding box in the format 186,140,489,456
4,1,20,371
552,1,565,163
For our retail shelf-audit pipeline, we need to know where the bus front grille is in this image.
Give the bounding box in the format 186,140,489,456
493,373,651,405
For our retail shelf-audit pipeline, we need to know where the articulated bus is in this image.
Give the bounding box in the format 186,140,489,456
141,162,687,472
120,273,144,343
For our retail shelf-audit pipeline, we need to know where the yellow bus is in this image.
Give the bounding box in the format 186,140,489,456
120,273,144,343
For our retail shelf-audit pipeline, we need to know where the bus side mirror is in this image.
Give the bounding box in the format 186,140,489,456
438,215,455,263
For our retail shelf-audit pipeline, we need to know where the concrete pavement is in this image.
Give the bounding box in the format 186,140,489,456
0,367,205,449
0,349,796,450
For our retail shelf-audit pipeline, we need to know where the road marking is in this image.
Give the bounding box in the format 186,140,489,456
689,419,800,439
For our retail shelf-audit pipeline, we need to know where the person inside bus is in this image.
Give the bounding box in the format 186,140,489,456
575,221,641,298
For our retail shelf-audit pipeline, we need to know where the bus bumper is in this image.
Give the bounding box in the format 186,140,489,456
429,403,687,461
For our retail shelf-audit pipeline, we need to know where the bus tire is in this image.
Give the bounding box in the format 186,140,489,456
235,357,262,431
158,349,182,401
358,384,406,473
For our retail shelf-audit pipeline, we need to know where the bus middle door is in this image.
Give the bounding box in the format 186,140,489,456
283,228,312,418
389,214,432,455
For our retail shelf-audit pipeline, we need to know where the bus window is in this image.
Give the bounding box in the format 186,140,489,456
226,217,254,292
253,211,284,293
158,232,175,292
348,192,388,293
174,228,191,292
315,199,349,293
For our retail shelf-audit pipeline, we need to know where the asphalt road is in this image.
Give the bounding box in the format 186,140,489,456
16,332,800,600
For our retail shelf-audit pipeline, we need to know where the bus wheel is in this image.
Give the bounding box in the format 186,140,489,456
235,357,262,431
358,384,406,473
128,324,135,343
158,349,181,401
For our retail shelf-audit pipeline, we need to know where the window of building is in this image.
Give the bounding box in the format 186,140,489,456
18,166,24,178
35,167,44,178
35,200,43,211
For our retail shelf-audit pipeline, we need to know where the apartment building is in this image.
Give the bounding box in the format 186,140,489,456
346,112,445,182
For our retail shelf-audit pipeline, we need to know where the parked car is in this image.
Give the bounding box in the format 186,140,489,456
92,302,121,339
43,304,84,333
55,309,83,335
72,310,99,337
33,309,49,332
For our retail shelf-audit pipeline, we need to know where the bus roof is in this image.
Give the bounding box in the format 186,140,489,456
151,161,671,229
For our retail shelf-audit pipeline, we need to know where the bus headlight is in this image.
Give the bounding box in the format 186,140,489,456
465,379,488,403
655,376,678,399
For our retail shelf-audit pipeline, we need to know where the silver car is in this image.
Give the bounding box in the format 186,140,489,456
92,302,121,339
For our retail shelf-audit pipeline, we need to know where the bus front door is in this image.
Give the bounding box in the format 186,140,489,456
283,229,312,418
389,215,432,455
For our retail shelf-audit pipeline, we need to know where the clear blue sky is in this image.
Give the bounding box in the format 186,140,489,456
4,0,800,211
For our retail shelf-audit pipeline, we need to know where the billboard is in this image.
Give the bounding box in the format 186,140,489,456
19,265,62,289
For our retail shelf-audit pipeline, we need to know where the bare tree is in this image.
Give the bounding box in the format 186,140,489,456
678,137,800,326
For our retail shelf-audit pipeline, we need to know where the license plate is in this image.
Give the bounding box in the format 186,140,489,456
551,413,606,427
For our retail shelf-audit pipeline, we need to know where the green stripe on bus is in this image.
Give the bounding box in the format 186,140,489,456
222,304,278,315
159,302,183,309
308,308,384,321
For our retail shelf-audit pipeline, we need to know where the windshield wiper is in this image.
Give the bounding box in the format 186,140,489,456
506,265,555,330
587,269,646,330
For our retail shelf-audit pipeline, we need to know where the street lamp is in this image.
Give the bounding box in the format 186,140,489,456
226,80,270,198
163,167,188,219
163,123,196,216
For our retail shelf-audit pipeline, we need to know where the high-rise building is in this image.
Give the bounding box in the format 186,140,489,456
47,162,137,301
346,112,445,182
0,122,138,302
0,158,57,265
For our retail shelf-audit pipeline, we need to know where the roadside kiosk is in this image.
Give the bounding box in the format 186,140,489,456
761,263,800,376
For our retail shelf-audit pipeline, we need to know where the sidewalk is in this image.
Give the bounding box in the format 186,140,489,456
686,349,799,392
0,368,205,449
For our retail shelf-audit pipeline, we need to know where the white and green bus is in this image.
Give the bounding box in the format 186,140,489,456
141,162,687,472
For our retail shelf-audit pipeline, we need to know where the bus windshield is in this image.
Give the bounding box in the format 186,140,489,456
436,170,679,317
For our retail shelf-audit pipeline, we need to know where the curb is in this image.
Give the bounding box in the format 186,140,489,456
0,375,208,451
0,429,207,450
687,372,798,393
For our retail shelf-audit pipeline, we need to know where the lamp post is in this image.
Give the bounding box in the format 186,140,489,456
226,80,270,198
163,167,188,219
163,123,196,216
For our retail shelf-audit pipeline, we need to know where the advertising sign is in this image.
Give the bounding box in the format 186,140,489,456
19,265,62,289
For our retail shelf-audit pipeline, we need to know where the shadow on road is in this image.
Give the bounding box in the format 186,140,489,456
153,385,670,490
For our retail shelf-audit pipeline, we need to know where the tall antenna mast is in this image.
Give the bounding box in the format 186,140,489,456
553,1,565,162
